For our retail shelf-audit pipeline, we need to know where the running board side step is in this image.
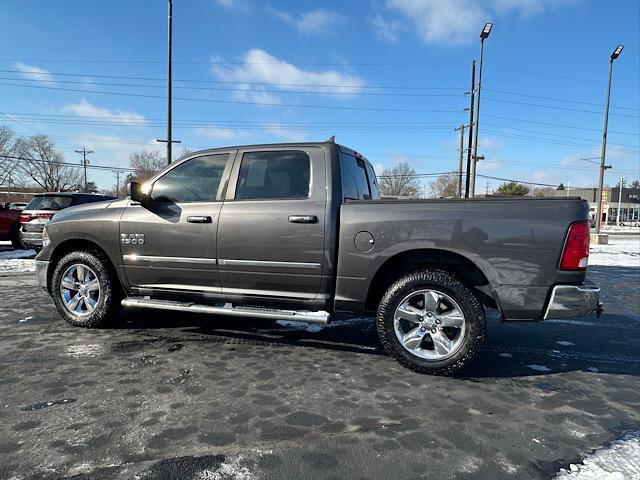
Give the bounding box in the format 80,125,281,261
121,297,331,324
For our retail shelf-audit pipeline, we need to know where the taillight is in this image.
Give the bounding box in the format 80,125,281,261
19,214,31,223
560,221,590,270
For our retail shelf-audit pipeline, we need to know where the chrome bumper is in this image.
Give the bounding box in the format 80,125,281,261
21,231,43,246
35,260,49,289
543,283,601,320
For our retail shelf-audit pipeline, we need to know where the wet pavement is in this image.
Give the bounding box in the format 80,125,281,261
0,265,639,479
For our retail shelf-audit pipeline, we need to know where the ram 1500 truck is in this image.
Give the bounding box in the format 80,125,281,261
35,142,601,375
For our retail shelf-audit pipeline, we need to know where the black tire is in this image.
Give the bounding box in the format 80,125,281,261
51,250,117,328
377,269,485,376
10,224,24,250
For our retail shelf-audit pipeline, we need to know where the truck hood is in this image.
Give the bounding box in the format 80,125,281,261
50,198,122,223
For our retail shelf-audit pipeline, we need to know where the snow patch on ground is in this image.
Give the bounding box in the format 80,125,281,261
555,431,640,479
276,316,369,332
65,344,105,358
197,456,254,480
527,364,551,372
0,246,36,273
589,236,640,267
602,225,640,235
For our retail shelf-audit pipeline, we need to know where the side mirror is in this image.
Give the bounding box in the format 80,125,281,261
127,181,147,203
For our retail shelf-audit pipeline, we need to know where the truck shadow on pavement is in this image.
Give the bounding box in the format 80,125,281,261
111,307,640,380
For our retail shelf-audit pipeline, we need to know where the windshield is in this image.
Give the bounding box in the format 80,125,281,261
25,195,73,211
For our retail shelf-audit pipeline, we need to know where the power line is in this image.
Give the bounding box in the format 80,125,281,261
0,154,135,172
482,114,639,137
0,76,464,98
0,82,465,114
485,88,640,111
2,73,638,116
0,68,463,90
483,96,640,118
2,60,638,88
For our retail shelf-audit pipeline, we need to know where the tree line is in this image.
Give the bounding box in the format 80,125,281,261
1,125,637,197
0,124,190,196
378,161,640,198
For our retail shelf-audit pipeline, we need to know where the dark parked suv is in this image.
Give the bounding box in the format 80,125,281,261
20,192,115,251
35,142,601,375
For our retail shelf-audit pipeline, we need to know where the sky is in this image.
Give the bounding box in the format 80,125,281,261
1,0,639,194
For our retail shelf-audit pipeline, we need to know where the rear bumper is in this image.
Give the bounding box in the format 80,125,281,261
20,230,43,246
35,260,49,290
543,282,601,320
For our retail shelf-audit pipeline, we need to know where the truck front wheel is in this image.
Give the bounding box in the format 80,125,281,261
51,250,117,328
377,269,485,375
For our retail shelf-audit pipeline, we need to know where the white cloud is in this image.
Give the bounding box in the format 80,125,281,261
61,99,146,125
213,0,247,11
385,0,488,45
478,135,504,150
263,123,307,142
73,134,159,166
13,62,54,83
369,13,403,43
211,49,365,103
270,8,346,34
195,126,240,141
378,0,575,44
491,0,575,17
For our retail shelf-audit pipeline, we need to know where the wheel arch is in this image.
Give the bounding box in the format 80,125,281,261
47,238,124,295
365,248,501,314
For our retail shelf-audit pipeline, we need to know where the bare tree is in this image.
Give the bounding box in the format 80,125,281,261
429,173,459,198
13,135,83,192
0,125,19,186
129,150,166,181
378,162,420,198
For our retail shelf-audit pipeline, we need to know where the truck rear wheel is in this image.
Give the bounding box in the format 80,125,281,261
376,269,485,375
51,250,117,328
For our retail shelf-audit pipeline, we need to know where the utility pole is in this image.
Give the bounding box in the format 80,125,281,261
114,170,126,197
464,61,476,198
595,45,624,237
470,23,493,198
454,124,465,198
157,0,180,164
616,176,625,225
485,181,491,196
74,147,94,192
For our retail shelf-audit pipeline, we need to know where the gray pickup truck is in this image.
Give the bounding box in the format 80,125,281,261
35,141,601,375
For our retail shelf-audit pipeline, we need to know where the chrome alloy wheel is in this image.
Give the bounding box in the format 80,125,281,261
59,264,101,317
393,289,466,360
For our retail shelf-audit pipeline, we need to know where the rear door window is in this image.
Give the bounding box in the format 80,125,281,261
341,153,371,200
235,150,310,200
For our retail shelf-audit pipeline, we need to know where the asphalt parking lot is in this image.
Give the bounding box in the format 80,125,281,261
1,263,639,480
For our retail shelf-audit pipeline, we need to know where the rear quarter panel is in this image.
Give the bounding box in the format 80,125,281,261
336,198,589,320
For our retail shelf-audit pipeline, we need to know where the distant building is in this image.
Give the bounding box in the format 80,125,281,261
554,187,640,224
0,186,44,204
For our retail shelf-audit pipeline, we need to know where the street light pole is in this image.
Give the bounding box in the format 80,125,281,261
167,0,173,165
454,124,465,198
470,23,492,198
616,176,625,226
464,61,475,198
595,45,623,234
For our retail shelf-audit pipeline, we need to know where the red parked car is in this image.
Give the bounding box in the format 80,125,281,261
0,203,23,249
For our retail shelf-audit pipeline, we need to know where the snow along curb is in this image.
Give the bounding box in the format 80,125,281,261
555,430,640,479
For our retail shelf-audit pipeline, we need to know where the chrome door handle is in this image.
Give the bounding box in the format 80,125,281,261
187,215,212,223
288,215,318,224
